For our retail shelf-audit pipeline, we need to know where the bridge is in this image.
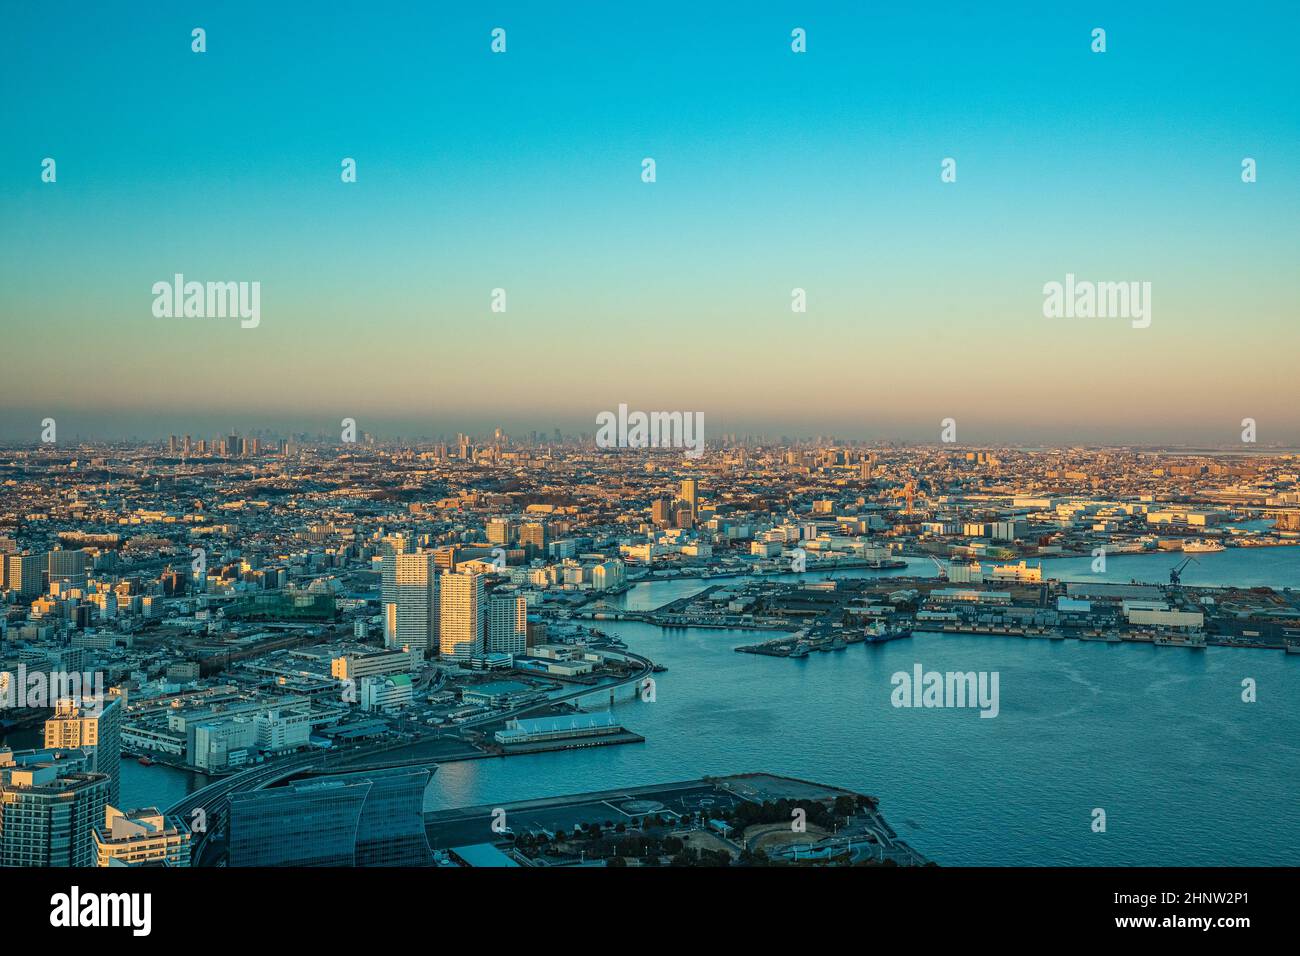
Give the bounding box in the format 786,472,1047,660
571,600,650,621
458,647,655,725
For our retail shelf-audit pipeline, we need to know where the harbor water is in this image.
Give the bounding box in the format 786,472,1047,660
428,545,1300,865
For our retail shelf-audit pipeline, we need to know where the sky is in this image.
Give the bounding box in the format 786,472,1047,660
1,1,1297,444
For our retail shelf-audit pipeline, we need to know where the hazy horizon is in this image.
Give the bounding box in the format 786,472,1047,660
2,410,1300,449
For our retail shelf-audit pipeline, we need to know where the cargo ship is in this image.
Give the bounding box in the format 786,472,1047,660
864,557,909,570
864,622,912,644
1152,631,1207,648
1182,539,1225,553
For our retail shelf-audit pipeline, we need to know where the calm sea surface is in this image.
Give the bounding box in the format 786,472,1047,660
432,546,1300,865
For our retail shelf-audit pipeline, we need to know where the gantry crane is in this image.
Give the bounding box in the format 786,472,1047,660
1169,554,1199,586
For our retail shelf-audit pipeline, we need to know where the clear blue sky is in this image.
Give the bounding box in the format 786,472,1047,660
1,1,1297,443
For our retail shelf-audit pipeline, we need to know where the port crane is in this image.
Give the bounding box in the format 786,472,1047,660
929,556,949,580
1169,554,1199,586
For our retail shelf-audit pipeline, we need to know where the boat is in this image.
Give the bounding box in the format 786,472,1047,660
864,622,912,644
789,645,810,658
1153,631,1208,648
137,755,154,766
1183,539,1225,553
864,558,909,570
1078,631,1122,643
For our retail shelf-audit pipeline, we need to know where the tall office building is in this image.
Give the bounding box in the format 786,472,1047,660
6,552,46,599
384,551,437,658
47,548,88,591
44,697,122,807
519,521,547,557
439,570,484,660
486,518,516,546
0,766,108,867
680,478,699,510
487,591,527,656
228,766,433,867
0,538,13,594
652,497,674,526
379,533,408,608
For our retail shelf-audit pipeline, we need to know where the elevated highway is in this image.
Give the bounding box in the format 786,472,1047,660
166,646,655,864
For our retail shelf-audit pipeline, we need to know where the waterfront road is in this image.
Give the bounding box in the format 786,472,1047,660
165,646,655,864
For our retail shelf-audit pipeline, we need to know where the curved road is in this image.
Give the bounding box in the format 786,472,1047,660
167,646,655,864
460,647,654,728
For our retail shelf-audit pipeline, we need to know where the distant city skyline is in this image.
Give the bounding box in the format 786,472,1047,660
2,412,1300,449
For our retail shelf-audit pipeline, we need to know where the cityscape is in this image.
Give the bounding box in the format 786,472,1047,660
1,435,1298,869
0,0,1295,936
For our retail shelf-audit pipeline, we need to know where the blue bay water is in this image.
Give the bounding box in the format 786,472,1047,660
428,546,1300,865
428,624,1298,865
